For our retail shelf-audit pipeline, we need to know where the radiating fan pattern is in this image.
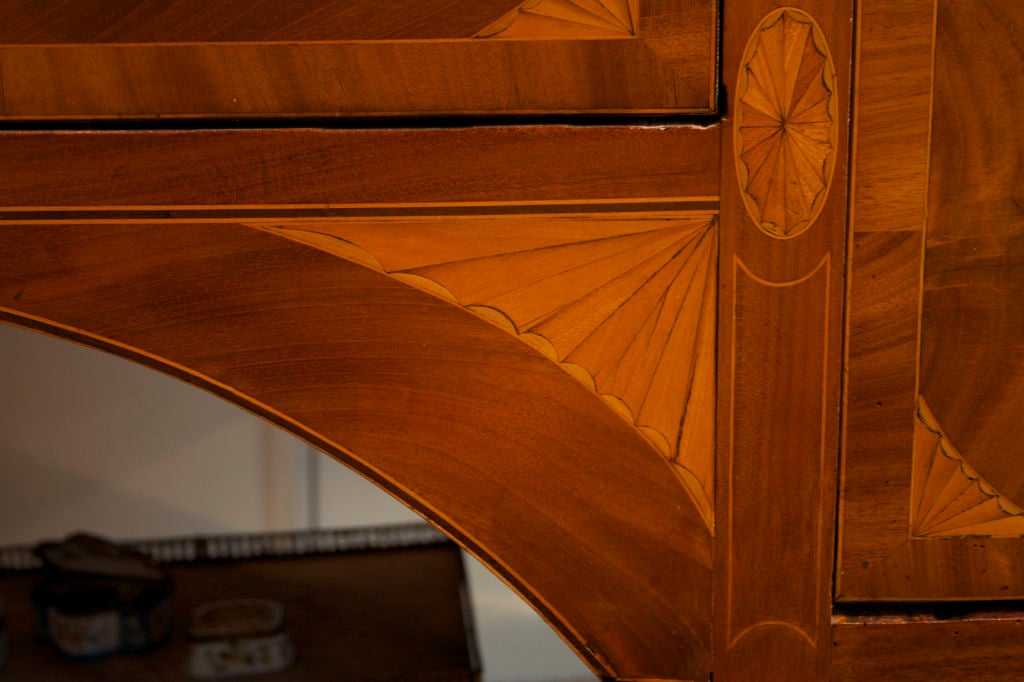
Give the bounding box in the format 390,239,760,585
260,216,717,526
735,8,836,238
911,397,1024,537
476,0,637,38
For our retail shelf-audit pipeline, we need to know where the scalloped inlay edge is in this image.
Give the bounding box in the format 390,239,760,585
476,0,637,39
257,220,716,528
734,7,838,239
911,396,1024,537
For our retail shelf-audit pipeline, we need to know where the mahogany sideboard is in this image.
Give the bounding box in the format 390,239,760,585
1,1,1021,679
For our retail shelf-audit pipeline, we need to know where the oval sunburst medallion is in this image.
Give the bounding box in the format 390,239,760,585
735,8,837,239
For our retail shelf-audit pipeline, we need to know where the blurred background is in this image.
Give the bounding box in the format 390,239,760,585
0,322,594,682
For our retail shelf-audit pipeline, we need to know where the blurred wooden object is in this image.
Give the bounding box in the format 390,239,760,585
0,526,480,681
1,0,1022,679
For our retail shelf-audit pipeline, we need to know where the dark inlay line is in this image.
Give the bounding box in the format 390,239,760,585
0,201,720,222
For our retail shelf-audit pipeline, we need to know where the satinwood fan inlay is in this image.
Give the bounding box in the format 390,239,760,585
735,8,837,239
476,0,637,38
912,397,1024,537
261,214,718,527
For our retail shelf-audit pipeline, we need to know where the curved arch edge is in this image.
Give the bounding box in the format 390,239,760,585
0,222,714,678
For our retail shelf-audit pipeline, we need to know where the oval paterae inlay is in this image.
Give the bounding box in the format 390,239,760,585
735,8,837,239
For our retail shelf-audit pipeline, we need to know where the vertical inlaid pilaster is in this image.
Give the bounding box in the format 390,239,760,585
717,2,852,679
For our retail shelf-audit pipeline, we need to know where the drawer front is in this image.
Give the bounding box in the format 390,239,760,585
0,0,718,119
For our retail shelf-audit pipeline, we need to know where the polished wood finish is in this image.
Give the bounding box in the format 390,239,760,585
4,0,1024,678
263,213,718,524
716,2,850,679
0,218,714,680
0,0,519,41
839,0,1024,602
919,0,1024,514
0,126,718,210
733,8,838,239
832,608,1024,681
911,398,1024,537
0,123,723,679
837,0,938,600
0,0,718,118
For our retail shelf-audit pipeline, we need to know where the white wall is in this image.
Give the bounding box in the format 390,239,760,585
0,322,591,682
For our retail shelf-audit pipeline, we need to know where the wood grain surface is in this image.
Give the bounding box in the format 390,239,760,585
919,0,1024,507
836,0,938,598
0,0,522,42
13,0,1024,677
832,608,1024,680
733,8,838,239
0,222,713,679
839,0,1024,602
0,126,719,210
0,0,718,118
0,117,723,680
911,398,1024,537
262,213,719,526
715,1,851,679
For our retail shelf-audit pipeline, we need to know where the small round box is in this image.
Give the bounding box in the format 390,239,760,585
186,598,293,679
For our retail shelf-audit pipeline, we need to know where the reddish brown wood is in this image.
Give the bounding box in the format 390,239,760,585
0,119,723,680
845,0,935,234
919,1,1024,504
832,609,1024,680
0,222,713,680
261,213,720,526
0,0,520,42
0,0,718,118
839,0,1024,602
0,126,719,210
9,1,1024,678
835,0,938,601
716,1,851,679
837,229,922,572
